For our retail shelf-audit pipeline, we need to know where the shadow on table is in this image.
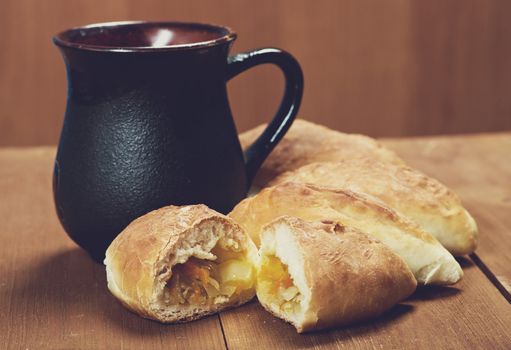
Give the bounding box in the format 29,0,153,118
220,299,415,348
456,256,475,269
405,256,472,302
408,285,460,302
6,248,219,339
314,302,414,334
220,278,463,349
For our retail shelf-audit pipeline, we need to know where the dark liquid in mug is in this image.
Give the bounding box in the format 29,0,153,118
59,22,228,49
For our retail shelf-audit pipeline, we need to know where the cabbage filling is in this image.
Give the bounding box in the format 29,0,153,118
258,255,302,314
163,244,254,306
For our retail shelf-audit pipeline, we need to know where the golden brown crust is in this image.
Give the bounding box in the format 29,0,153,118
230,182,463,285
259,217,417,333
231,182,435,245
239,119,404,186
269,160,478,256
104,205,256,323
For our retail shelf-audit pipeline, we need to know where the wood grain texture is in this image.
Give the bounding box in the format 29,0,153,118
0,148,226,350
1,133,511,349
1,0,511,146
382,133,511,299
220,260,511,349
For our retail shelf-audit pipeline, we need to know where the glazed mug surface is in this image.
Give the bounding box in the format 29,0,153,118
53,21,303,261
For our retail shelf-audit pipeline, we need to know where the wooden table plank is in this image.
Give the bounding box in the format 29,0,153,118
381,133,511,298
219,258,511,349
220,132,511,349
2,133,511,350
0,148,226,350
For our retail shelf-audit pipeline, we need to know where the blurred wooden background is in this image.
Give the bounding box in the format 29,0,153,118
1,0,511,146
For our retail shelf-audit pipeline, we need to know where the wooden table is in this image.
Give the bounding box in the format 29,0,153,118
1,133,511,349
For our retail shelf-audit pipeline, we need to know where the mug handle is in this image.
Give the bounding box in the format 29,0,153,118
227,48,304,188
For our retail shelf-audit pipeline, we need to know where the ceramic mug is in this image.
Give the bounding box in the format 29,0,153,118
53,21,303,261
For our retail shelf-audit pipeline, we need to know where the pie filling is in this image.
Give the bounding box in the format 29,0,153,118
258,255,302,314
163,244,255,306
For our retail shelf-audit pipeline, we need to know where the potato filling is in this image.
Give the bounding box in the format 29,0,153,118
163,244,254,306
258,255,301,313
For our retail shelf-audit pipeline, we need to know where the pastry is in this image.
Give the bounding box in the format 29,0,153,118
256,216,417,333
239,119,404,187
104,205,257,323
269,160,478,256
230,182,463,285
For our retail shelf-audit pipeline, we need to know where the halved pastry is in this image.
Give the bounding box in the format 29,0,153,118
269,160,478,256
104,205,257,323
239,119,404,187
257,216,417,333
230,182,463,285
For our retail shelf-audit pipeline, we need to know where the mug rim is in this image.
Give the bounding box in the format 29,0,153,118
53,20,237,52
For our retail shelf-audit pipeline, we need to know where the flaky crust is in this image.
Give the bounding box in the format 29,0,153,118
269,160,478,256
230,182,462,285
104,205,256,323
259,217,417,333
239,119,404,186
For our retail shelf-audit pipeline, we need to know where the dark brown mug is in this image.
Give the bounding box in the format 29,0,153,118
52,21,303,261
